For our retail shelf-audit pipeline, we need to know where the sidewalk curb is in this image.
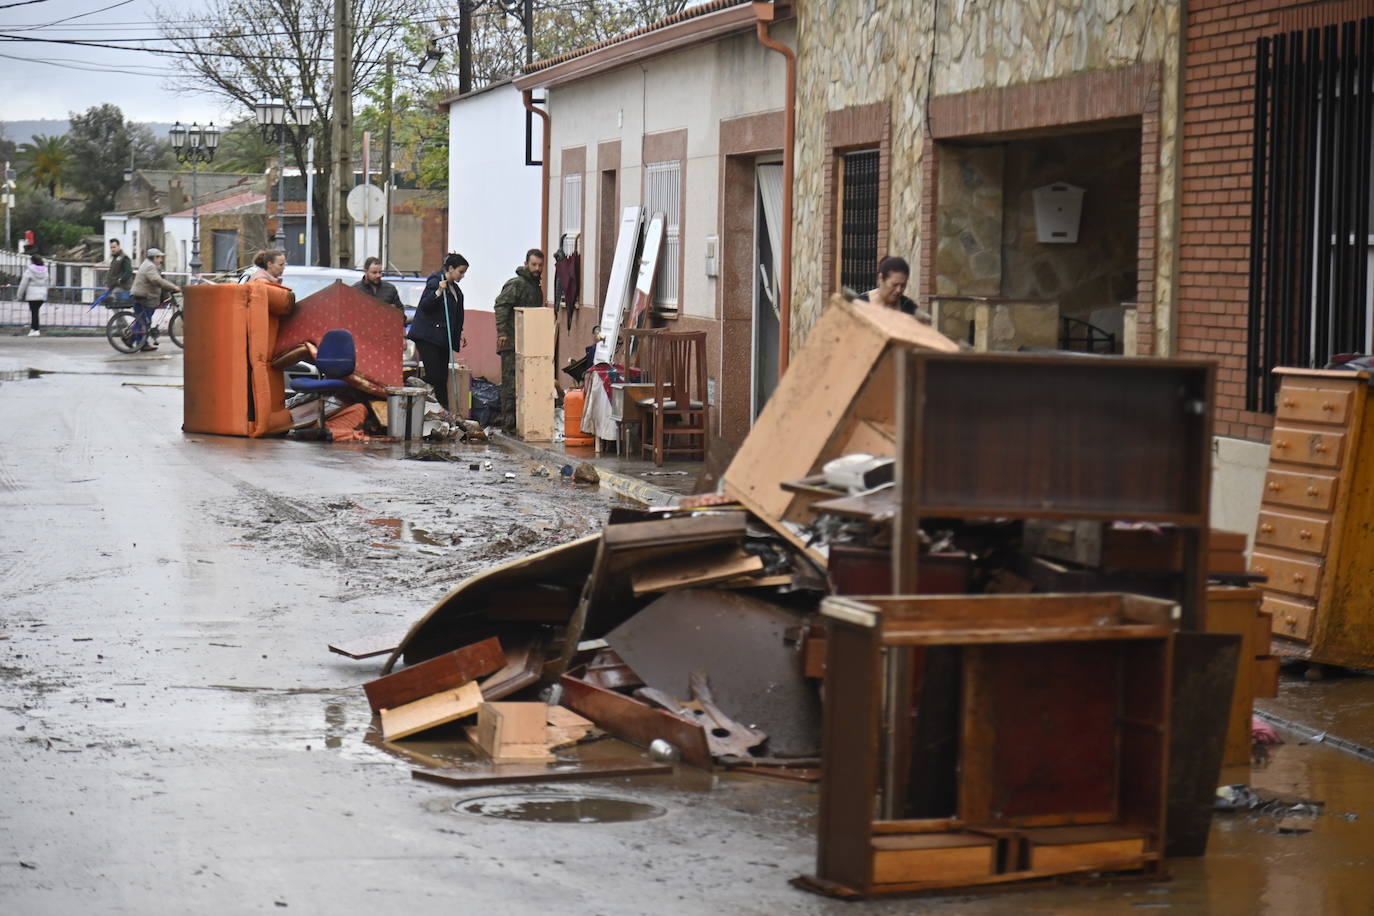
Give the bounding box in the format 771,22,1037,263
1253,707,1374,763
490,433,680,507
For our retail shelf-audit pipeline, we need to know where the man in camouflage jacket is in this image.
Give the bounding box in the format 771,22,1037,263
493,249,545,433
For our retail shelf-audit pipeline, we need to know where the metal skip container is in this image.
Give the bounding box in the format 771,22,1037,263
386,386,428,440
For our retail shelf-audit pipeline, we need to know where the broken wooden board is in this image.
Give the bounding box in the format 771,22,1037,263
721,295,958,537
328,636,398,660
477,632,549,701
607,589,823,757
383,534,600,673
364,637,505,713
380,680,483,741
547,706,596,749
465,702,554,764
560,669,712,769
411,759,671,789
630,546,765,597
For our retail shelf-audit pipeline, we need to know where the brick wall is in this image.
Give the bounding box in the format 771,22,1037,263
1176,0,1373,440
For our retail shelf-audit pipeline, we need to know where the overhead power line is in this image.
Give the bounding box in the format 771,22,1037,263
0,48,177,76
0,0,58,9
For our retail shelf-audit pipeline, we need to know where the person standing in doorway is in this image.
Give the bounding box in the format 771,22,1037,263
493,248,545,434
106,239,134,304
353,256,403,310
17,253,48,337
864,255,931,323
129,248,180,352
407,253,469,412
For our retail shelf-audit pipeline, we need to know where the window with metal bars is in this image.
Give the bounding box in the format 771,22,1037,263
645,160,681,310
1248,17,1374,413
839,149,880,293
562,172,582,237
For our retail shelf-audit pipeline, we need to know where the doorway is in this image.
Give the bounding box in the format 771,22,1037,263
753,161,783,416
283,218,307,266
211,229,240,273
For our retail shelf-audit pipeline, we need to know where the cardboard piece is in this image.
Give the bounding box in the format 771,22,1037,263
465,702,554,764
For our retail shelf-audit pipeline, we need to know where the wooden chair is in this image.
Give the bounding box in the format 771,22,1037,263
637,330,709,466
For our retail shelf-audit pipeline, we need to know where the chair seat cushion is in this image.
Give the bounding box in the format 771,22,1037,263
638,397,704,410
291,377,355,394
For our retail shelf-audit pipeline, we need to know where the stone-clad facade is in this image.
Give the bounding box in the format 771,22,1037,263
790,0,1181,354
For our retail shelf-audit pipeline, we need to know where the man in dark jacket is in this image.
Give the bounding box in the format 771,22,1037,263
494,248,544,433
106,239,133,302
406,253,468,411
353,256,403,310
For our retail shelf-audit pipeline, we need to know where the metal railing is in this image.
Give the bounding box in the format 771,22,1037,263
0,248,207,330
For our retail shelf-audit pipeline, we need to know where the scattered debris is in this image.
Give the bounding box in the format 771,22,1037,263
411,759,670,789
573,462,599,484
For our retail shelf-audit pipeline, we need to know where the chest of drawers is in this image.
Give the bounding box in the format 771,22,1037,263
1250,368,1374,667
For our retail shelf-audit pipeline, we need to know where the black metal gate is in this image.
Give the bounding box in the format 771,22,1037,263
1248,16,1374,412
840,149,880,294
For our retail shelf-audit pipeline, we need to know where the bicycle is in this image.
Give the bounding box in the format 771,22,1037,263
105,292,183,354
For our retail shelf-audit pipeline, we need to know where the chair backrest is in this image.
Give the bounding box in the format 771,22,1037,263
643,330,706,405
316,328,357,379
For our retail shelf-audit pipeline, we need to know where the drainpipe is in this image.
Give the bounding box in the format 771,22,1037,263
753,0,794,374
522,89,551,303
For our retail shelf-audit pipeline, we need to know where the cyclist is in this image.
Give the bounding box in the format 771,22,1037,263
129,248,180,352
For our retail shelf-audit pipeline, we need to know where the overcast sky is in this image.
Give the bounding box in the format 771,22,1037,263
0,0,237,125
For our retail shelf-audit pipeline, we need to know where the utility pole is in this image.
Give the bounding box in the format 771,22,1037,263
305,136,316,265
331,0,354,268
382,53,394,271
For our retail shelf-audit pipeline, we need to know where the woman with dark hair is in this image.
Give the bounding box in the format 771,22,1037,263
407,252,469,410
17,253,48,337
249,249,286,283
863,255,929,322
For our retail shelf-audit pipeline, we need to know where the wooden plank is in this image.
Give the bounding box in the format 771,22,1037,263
328,637,397,660
411,759,671,789
364,637,506,713
601,513,747,550
629,546,765,596
797,853,1159,897
872,836,996,885
478,633,547,701
380,681,483,741
559,670,713,769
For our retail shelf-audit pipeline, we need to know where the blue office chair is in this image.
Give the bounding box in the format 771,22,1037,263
289,328,356,436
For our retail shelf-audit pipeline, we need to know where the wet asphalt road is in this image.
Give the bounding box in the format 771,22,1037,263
3,336,1374,915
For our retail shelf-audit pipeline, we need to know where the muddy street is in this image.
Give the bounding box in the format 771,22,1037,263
4,338,1374,915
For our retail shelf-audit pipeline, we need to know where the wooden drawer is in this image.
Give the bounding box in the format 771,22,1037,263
1249,550,1323,599
1269,427,1346,469
1263,594,1317,643
871,833,996,885
1275,387,1353,425
1262,469,1339,512
1255,511,1330,555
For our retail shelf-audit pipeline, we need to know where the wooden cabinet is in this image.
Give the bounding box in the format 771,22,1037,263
1250,368,1374,668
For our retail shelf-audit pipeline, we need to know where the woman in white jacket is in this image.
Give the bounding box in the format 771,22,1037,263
16,254,48,337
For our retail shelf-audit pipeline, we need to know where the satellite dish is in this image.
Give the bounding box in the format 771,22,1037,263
346,184,385,225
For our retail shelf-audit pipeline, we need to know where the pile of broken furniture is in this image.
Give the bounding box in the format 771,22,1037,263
338,296,1265,898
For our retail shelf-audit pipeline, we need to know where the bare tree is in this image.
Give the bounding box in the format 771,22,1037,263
157,0,430,262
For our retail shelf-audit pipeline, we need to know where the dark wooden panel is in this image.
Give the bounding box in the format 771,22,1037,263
816,619,883,893
558,670,712,768
913,356,1211,516
364,637,506,713
962,643,1119,823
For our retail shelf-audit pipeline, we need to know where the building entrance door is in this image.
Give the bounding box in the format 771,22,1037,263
753,162,783,417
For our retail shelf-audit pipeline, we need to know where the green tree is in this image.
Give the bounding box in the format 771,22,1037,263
65,105,170,222
210,118,278,175
11,185,91,254
18,134,70,197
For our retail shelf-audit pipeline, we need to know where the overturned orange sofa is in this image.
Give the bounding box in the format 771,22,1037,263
182,281,296,438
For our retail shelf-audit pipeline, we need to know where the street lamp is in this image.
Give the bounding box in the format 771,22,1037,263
256,88,316,249
169,120,220,277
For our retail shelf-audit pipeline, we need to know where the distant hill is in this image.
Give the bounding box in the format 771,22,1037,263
0,120,180,146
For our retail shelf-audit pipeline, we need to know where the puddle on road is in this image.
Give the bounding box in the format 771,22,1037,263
0,368,46,381
453,793,666,824
366,517,445,548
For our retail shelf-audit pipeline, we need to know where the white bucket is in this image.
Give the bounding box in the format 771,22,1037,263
386,386,428,440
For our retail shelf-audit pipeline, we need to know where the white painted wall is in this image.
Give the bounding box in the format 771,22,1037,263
448,81,543,311
543,24,791,320
162,215,193,273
